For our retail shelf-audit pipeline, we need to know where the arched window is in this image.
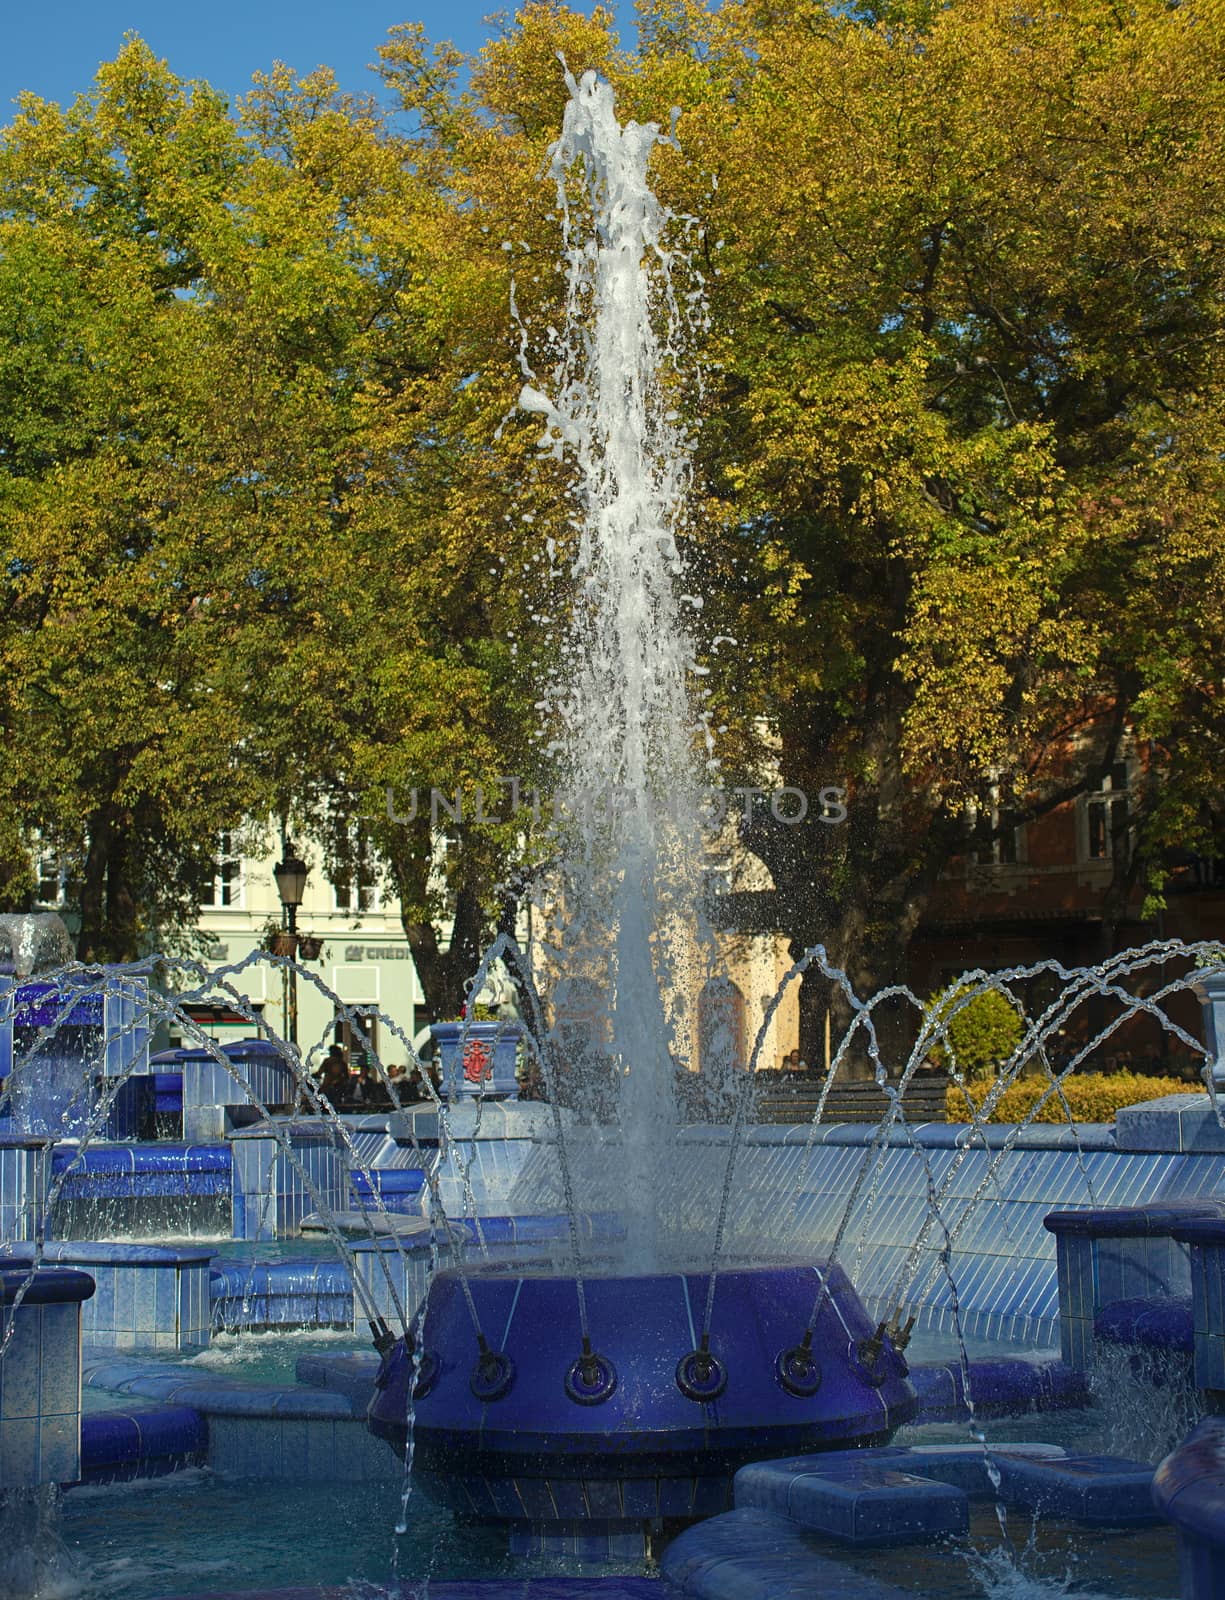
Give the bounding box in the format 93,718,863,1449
698,978,746,1080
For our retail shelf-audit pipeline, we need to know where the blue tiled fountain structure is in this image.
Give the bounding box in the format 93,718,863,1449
6,937,1225,1595
367,1260,916,1555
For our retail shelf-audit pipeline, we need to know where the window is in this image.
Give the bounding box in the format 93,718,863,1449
201,832,243,908
698,979,747,1078
333,859,381,912
34,850,67,907
332,833,381,912
337,1008,379,1065
966,776,1025,868
1080,761,1132,865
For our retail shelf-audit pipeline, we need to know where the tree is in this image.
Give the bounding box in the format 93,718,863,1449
5,3,1222,1044
0,41,259,957
624,0,1225,1059
0,34,555,995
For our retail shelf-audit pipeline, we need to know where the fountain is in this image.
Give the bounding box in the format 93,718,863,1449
364,66,921,1557
2,63,1225,1600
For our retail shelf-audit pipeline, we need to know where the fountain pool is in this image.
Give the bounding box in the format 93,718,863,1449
1,933,1219,1599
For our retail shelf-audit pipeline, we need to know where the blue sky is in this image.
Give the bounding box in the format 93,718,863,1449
1,1,635,120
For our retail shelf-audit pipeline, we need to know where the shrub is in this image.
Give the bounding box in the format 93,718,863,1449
459,1001,501,1022
926,984,1025,1080
947,1071,1191,1123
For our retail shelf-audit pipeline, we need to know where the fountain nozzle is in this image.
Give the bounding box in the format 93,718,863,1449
370,1318,398,1355
775,1328,821,1398
854,1313,912,1386
694,1332,713,1382
887,1311,917,1353
470,1333,516,1402
860,1321,887,1373
676,1330,729,1402
580,1335,600,1385
566,1336,618,1405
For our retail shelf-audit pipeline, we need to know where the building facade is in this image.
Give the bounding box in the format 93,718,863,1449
179,834,427,1066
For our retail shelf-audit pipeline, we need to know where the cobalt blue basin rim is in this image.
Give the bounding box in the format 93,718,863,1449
0,1262,96,1304
367,1260,917,1476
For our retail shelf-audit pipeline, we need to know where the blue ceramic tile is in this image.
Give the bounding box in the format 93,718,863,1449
38,1411,79,1484
512,1476,557,1519
0,1415,38,1484
1,1329,40,1420
997,1454,1158,1524
620,1477,660,1518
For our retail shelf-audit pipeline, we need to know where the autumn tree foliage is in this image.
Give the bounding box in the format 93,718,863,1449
1,3,1222,1032
632,0,1225,1052
0,40,536,988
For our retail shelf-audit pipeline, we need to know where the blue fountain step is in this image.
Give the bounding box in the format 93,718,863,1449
736,1442,1158,1530
83,1355,358,1418
302,1208,623,1247
735,1443,1061,1544
50,1142,232,1193
1095,1294,1194,1353
909,1356,1089,1421
151,1583,665,1599
1153,1414,1225,1599
8,1240,215,1353
82,1354,396,1481
77,1404,207,1484
295,1351,381,1411
209,1258,353,1330
993,1451,1160,1524
661,1507,913,1598
743,1458,966,1545
349,1166,427,1212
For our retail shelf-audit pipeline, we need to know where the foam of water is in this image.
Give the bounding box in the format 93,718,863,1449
1089,1343,1203,1465
183,1325,362,1375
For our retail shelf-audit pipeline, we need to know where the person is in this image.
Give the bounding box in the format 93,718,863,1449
317,1044,350,1109
385,1063,414,1106
352,1059,389,1108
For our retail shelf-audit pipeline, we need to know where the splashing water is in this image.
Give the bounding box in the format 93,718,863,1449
521,67,708,1266
0,1487,86,1600
1089,1342,1203,1465
963,1534,1170,1600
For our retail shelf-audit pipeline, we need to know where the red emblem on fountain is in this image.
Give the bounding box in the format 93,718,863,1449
462,1040,492,1083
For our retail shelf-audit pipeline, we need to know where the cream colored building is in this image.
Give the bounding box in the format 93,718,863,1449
33,817,799,1075
182,833,425,1066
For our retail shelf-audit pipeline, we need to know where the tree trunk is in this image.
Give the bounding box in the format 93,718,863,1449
756,695,955,1078
76,805,141,963
77,810,112,962
105,824,139,963
402,881,490,1022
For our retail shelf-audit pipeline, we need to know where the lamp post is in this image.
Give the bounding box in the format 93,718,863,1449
273,844,309,1047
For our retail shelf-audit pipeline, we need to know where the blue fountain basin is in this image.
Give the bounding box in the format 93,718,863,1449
367,1260,916,1529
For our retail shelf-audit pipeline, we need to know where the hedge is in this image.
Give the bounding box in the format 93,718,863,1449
946,1071,1194,1124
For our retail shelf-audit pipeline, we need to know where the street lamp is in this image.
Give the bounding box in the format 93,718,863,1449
273,843,309,1046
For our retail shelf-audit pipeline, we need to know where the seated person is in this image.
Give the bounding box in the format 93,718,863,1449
317,1044,351,1108
351,1060,391,1108
385,1063,420,1105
